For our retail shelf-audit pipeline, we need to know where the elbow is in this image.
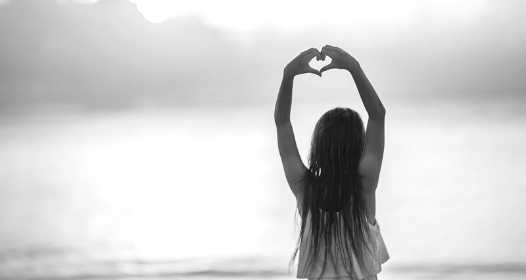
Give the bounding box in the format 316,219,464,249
274,106,289,126
274,111,290,126
370,105,386,120
274,115,289,126
379,105,386,117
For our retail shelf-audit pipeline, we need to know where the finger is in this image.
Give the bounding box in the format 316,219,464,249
321,47,328,60
306,48,322,61
305,48,321,61
301,48,316,55
305,48,319,56
320,51,328,61
320,62,336,74
321,48,335,59
314,49,323,61
322,46,340,58
322,45,337,53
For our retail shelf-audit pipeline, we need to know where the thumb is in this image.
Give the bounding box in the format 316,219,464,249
320,63,336,74
306,67,321,77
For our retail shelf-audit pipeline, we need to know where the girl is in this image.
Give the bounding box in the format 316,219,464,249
274,46,389,280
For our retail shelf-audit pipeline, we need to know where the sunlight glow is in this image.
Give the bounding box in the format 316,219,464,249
72,0,100,4
427,0,490,21
86,114,276,259
128,0,196,24
127,0,418,30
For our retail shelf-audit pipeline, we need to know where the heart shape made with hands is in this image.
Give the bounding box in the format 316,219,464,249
309,56,332,72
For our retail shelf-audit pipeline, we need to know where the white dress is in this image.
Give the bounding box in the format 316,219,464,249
296,200,389,280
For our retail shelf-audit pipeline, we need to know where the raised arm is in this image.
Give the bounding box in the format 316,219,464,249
320,45,386,191
274,48,322,197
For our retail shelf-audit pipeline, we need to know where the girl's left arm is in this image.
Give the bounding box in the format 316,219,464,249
274,48,321,197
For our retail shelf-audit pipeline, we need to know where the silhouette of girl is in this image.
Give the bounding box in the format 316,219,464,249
274,46,389,280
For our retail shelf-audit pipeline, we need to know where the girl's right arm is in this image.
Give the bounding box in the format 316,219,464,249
320,45,386,191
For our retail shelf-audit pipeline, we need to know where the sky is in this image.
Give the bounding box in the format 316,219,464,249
0,0,525,113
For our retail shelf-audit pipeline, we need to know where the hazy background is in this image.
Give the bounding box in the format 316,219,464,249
1,0,525,279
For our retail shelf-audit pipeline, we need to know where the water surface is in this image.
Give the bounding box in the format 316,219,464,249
1,101,525,279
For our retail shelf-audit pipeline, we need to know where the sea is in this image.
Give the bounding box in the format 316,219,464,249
1,99,525,280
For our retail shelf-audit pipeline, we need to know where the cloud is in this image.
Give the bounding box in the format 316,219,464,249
71,0,101,4
0,0,525,113
126,0,419,30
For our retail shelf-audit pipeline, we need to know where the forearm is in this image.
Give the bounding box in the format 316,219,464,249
274,72,295,126
349,65,385,119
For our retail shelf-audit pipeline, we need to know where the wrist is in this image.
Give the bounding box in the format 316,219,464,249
283,67,296,81
346,63,362,75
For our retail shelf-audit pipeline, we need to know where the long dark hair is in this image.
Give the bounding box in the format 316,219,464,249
290,107,372,277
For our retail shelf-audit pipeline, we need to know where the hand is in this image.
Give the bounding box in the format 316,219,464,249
320,45,360,74
284,48,323,78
